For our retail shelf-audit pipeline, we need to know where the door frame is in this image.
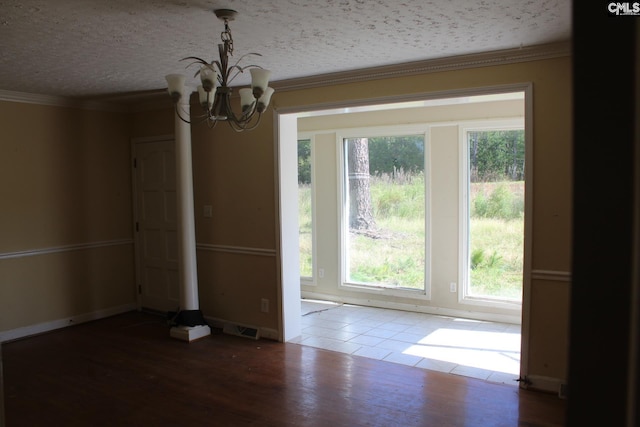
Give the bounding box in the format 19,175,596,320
275,83,533,381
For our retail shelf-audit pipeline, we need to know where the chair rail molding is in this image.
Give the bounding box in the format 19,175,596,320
0,239,134,260
196,243,276,257
531,269,572,282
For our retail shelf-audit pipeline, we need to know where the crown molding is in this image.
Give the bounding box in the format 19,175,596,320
272,41,571,92
138,41,570,108
0,42,570,111
0,87,174,113
0,89,131,112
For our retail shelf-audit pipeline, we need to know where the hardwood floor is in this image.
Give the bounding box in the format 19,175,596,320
2,311,565,426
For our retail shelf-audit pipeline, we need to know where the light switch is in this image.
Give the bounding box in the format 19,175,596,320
203,205,212,218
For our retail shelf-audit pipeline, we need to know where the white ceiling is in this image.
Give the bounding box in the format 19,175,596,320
0,0,572,99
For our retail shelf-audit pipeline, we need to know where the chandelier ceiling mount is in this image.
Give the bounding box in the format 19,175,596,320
214,8,237,21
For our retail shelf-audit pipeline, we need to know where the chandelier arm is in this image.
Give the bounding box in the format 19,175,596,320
241,103,258,121
226,63,263,85
236,63,263,70
226,108,262,132
227,121,243,132
230,53,262,68
205,117,219,129
181,57,210,75
210,61,223,84
181,56,209,64
234,112,262,132
246,113,263,131
223,100,255,125
173,102,227,127
227,118,249,132
173,104,194,125
226,69,246,85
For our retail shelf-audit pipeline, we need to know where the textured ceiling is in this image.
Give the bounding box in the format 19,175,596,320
0,0,571,98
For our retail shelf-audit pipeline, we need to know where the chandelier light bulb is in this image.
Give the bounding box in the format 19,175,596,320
257,87,275,113
238,88,256,113
200,66,217,92
250,68,271,98
197,85,214,109
165,74,186,102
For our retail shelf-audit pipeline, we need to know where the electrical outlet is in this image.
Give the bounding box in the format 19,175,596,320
319,268,325,278
261,298,269,313
203,205,212,218
450,282,457,292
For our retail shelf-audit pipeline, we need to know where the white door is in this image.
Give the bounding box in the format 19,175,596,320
133,138,180,312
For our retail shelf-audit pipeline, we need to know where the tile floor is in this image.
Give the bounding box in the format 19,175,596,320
291,299,521,385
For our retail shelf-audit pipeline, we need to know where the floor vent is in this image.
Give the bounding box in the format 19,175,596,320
223,323,260,340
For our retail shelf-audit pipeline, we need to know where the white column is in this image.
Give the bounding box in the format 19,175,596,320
170,97,211,342
175,99,198,310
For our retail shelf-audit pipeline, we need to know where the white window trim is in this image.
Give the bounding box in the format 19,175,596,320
336,124,432,300
458,119,525,310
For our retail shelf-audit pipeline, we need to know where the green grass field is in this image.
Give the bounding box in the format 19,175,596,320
299,176,523,300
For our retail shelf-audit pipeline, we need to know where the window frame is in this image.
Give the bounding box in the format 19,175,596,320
459,119,526,309
336,124,432,299
298,133,316,285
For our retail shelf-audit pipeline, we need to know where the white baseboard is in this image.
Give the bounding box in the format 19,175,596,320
524,375,567,397
204,315,280,341
260,328,279,340
0,303,137,343
301,291,522,325
204,316,225,330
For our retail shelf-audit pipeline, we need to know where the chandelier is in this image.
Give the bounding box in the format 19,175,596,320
165,9,274,132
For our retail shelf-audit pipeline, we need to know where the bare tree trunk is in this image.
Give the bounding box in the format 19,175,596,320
511,134,518,180
469,132,478,182
347,138,376,230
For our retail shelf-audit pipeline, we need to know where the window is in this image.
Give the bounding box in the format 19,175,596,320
285,88,529,337
298,138,313,280
462,126,524,304
341,133,428,293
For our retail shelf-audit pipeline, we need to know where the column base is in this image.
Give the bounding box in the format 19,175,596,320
170,324,211,342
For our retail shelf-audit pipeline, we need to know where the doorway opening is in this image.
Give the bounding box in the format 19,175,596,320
277,85,532,382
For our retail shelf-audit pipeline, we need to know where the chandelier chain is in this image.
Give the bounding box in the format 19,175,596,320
221,19,234,56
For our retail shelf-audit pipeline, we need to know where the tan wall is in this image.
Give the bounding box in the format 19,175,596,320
0,54,571,385
130,106,175,139
145,56,571,381
0,102,136,333
131,105,280,331
528,279,571,379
